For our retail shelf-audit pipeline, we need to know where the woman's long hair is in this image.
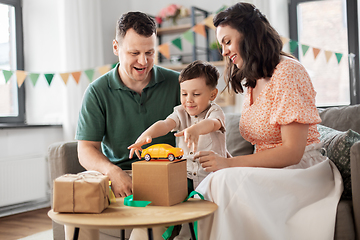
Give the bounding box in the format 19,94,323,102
213,2,293,93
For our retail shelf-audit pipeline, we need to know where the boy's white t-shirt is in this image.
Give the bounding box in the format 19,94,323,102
167,102,227,188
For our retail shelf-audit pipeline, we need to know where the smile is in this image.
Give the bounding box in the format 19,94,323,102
230,55,236,63
134,67,146,71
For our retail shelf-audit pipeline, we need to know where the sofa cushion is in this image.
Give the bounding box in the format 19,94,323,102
225,113,254,156
317,124,360,200
334,200,355,240
318,104,360,133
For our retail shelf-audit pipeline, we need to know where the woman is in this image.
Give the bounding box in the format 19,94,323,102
194,3,343,240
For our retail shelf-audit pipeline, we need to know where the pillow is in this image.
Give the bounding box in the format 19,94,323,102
225,113,254,156
317,124,360,200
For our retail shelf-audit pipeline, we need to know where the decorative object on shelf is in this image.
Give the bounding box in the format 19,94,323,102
209,41,223,61
170,55,183,65
155,4,190,25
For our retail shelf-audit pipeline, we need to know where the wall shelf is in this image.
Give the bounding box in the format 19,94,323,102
159,60,225,71
157,24,192,35
157,6,210,63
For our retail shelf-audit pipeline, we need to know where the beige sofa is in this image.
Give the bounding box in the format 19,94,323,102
48,104,360,240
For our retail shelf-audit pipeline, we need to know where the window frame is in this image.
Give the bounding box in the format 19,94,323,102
0,0,25,123
288,0,360,105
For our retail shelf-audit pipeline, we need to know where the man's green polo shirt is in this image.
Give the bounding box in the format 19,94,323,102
76,64,180,170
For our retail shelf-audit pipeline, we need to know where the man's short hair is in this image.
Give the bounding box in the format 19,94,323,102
179,60,219,89
115,11,156,41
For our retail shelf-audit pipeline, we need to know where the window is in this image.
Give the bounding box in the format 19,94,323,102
0,0,24,123
289,0,360,106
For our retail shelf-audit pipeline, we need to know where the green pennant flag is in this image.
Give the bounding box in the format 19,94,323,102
289,40,298,54
335,52,343,64
84,69,95,82
301,44,310,56
216,5,228,14
44,73,55,86
171,37,182,51
182,30,194,45
2,70,13,83
29,73,40,86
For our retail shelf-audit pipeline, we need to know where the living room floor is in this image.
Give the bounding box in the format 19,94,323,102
0,207,52,240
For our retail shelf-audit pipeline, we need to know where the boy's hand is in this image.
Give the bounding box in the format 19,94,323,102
174,126,200,153
128,136,152,159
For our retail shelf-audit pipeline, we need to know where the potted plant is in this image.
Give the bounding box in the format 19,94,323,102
209,41,223,61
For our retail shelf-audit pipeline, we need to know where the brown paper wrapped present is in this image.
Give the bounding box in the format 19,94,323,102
53,171,109,213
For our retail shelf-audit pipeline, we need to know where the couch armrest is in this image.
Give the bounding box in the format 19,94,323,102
47,141,85,202
350,141,360,240
47,141,86,240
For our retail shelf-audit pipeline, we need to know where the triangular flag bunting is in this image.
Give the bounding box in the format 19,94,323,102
280,36,290,46
335,52,343,64
16,70,27,87
289,40,298,54
29,73,40,86
158,43,170,59
203,15,215,30
301,45,310,56
84,69,95,82
44,73,55,86
71,71,82,84
313,48,321,59
182,30,194,45
98,65,111,75
216,5,227,14
324,50,333,62
192,23,206,37
171,37,182,51
2,70,13,83
60,73,70,85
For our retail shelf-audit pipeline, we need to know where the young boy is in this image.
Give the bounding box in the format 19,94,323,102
128,60,227,190
128,60,227,240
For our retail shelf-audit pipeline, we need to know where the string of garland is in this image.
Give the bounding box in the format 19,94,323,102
0,5,345,88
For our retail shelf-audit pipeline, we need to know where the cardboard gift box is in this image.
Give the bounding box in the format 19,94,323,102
132,159,187,206
53,171,109,213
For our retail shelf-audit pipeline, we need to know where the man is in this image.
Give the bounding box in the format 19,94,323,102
76,11,180,198
68,11,180,240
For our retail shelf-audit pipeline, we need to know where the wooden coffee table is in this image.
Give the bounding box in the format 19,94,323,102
48,197,217,240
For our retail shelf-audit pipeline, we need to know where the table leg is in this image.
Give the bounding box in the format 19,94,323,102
121,229,125,240
188,222,196,240
73,227,80,240
147,228,154,240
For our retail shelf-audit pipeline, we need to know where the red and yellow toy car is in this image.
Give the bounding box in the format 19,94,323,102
141,144,184,161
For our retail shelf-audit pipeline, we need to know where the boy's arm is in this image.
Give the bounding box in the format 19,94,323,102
174,118,222,153
128,118,176,159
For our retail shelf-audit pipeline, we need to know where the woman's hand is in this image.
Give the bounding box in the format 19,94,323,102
195,150,231,172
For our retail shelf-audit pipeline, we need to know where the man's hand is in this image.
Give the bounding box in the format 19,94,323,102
108,166,133,197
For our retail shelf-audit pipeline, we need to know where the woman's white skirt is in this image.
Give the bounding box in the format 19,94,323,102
195,143,343,240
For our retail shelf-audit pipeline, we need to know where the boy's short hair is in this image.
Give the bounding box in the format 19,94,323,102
116,11,156,41
179,60,219,89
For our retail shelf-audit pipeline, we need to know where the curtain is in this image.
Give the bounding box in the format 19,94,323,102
251,0,289,37
58,0,104,141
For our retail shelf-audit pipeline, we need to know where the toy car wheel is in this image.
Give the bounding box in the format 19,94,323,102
168,154,175,161
177,155,183,159
144,154,151,161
